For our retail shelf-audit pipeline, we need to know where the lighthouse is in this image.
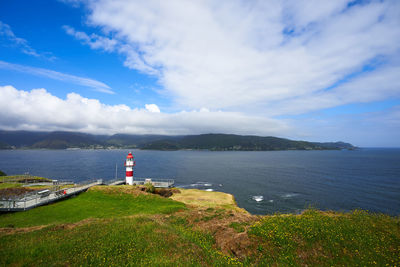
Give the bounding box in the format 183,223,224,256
125,152,136,185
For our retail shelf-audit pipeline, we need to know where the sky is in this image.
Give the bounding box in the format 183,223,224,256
0,0,399,147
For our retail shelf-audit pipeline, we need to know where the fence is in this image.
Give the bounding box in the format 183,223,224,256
0,179,103,211
131,178,175,188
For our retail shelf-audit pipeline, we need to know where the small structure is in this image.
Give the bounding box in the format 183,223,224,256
0,180,102,211
123,152,174,187
124,152,136,185
132,178,174,188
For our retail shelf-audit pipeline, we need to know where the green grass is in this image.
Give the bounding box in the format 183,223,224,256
249,209,400,266
1,188,399,266
229,222,247,233
0,175,51,183
0,183,22,189
0,217,234,266
0,188,241,266
0,189,185,228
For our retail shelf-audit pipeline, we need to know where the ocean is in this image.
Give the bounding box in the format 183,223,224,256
0,148,399,215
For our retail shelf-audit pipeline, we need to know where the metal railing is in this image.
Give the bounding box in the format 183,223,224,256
131,178,175,187
134,178,175,183
0,179,103,211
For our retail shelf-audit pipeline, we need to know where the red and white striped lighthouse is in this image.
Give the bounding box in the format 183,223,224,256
124,152,136,185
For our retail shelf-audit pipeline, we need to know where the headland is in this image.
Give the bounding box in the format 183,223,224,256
0,183,399,266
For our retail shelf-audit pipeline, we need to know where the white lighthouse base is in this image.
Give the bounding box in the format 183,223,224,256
126,177,133,185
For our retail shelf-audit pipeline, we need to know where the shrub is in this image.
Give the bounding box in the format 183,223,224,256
155,188,173,197
0,170,6,176
144,183,155,193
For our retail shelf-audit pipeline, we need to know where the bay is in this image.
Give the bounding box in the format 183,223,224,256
0,148,399,215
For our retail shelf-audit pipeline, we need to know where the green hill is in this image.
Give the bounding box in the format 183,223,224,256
0,130,355,150
142,134,355,151
30,132,102,149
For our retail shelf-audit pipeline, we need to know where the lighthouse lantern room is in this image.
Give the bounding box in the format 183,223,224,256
125,152,136,185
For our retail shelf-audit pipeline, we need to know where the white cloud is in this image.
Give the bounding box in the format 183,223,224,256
0,60,114,94
0,21,55,60
63,25,158,74
290,105,400,147
264,64,400,116
63,25,118,52
0,21,39,57
0,85,289,136
145,104,160,113
61,0,400,113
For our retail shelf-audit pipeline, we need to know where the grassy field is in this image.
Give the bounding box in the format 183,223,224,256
0,182,22,189
249,209,400,266
0,186,185,228
1,186,399,266
0,216,238,266
170,188,243,211
0,175,52,183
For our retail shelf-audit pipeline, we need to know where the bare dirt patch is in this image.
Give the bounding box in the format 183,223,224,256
0,187,38,198
168,205,260,259
195,209,259,258
52,218,98,230
0,218,100,236
167,188,262,258
0,224,48,236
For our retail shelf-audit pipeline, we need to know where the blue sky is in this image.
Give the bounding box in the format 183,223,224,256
0,0,399,146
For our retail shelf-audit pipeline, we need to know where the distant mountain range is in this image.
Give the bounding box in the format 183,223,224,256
0,130,355,151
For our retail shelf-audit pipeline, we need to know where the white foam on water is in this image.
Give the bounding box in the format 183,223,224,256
252,195,264,202
205,189,214,191
282,193,299,198
268,199,274,203
189,182,212,187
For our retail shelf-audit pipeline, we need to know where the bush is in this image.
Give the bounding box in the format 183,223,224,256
155,188,173,197
144,183,155,193
0,170,6,176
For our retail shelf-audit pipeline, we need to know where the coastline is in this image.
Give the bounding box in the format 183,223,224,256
1,185,399,266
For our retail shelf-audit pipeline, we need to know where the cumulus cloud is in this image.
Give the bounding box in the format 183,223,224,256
145,104,160,113
0,61,114,94
62,0,400,113
0,85,289,135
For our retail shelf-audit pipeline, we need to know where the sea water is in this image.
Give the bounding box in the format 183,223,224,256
0,148,399,215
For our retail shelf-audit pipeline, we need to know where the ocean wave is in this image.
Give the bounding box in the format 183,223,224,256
252,195,264,202
194,182,212,186
281,193,299,198
179,182,213,188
